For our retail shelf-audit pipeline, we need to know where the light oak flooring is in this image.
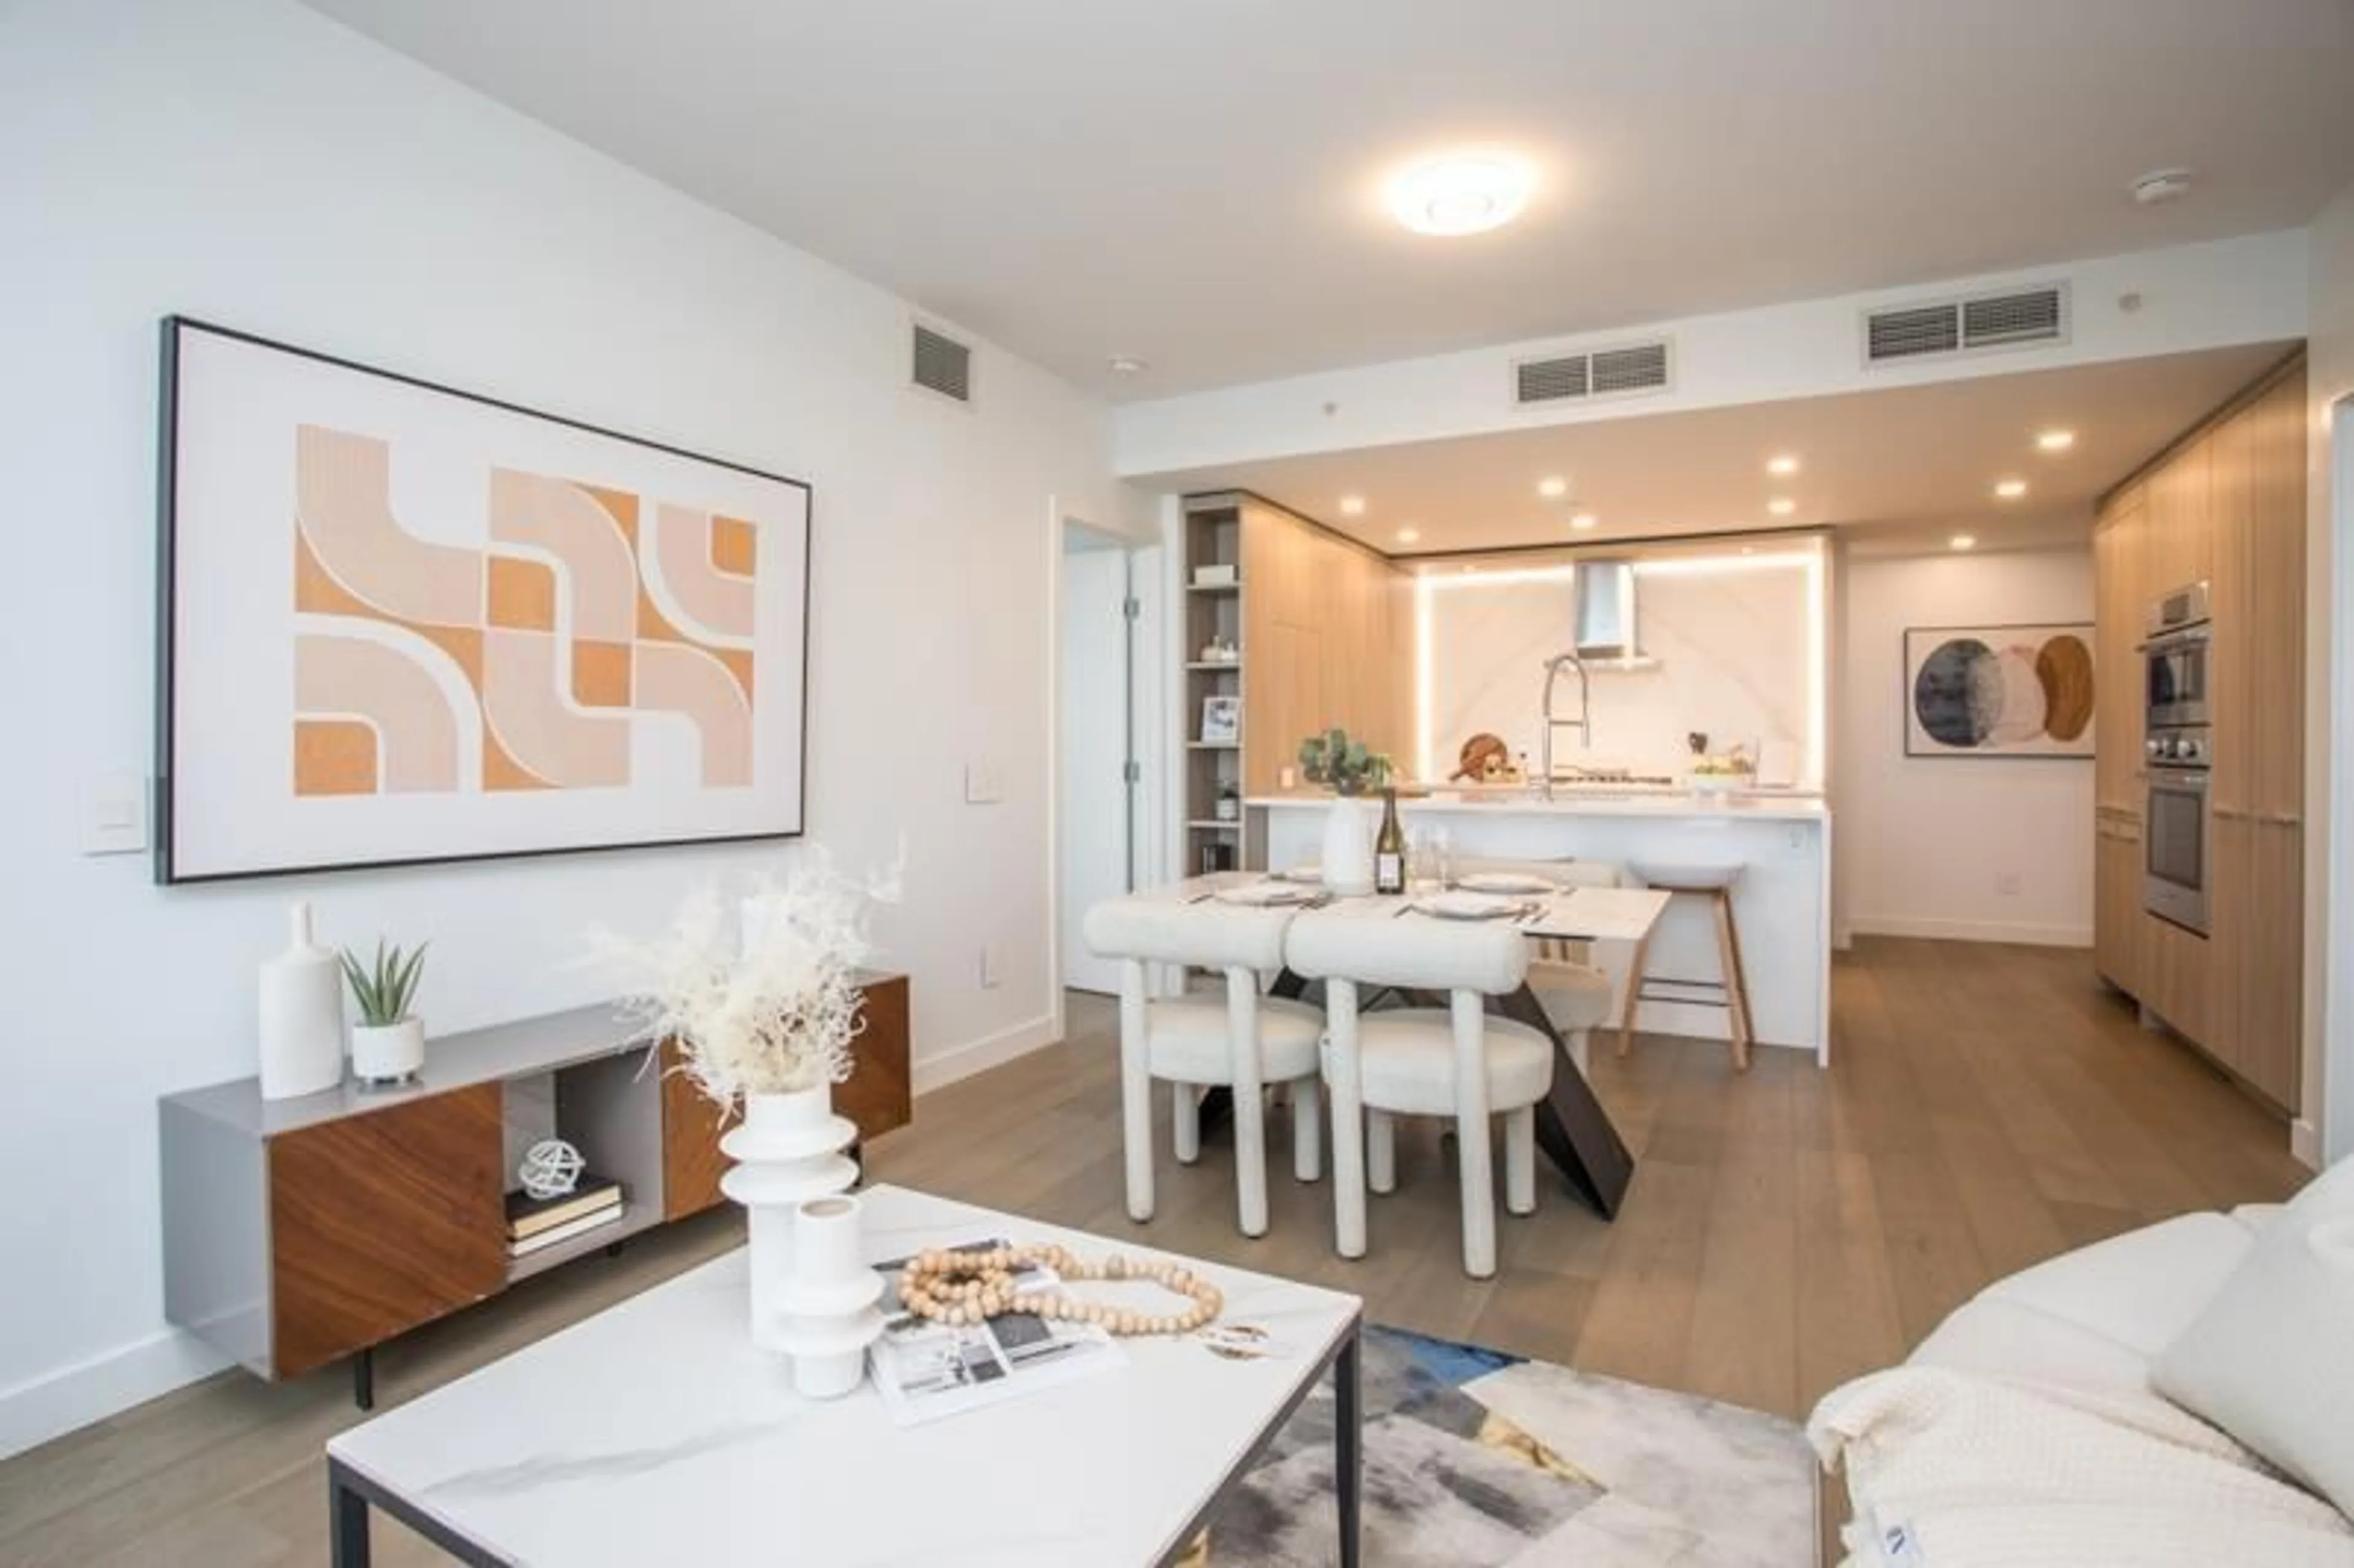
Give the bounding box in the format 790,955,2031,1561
0,938,2310,1567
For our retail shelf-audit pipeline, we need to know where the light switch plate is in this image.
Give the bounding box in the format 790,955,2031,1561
964,761,1004,805
80,772,149,856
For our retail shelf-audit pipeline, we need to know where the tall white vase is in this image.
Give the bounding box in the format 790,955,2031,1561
1322,796,1379,896
258,902,344,1101
777,1194,886,1399
720,1085,858,1353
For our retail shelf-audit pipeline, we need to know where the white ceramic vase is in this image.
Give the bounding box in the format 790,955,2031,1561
259,902,344,1100
350,1017,425,1086
775,1193,886,1399
1322,795,1379,896
720,1084,858,1353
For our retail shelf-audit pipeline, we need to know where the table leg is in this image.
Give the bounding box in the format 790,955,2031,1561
1334,1322,1363,1568
329,1466,371,1568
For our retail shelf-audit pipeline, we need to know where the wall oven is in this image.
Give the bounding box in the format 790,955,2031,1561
2142,580,2211,728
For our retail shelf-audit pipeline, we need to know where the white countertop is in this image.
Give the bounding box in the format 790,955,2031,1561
1247,791,1830,823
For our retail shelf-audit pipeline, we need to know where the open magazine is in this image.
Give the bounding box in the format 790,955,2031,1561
867,1237,1124,1426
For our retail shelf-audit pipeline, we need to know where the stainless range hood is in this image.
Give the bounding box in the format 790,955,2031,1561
1572,559,1660,670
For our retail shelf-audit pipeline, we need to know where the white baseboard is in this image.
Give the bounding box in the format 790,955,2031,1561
0,1328,227,1463
911,1012,1059,1097
2291,1117,2322,1171
1845,915,2093,948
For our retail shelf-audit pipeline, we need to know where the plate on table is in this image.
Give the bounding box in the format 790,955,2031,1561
1457,871,1555,896
1215,881,1319,907
1273,864,1322,885
1409,890,1534,922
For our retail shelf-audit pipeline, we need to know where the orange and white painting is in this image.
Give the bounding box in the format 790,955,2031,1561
160,319,809,881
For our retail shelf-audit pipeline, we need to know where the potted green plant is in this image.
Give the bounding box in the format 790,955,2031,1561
1297,727,1393,894
1298,727,1391,796
341,939,428,1086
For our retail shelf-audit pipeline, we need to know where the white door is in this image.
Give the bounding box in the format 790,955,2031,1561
1059,538,1132,994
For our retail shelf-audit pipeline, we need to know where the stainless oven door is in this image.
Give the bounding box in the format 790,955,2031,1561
2144,767,2210,936
2143,626,2211,728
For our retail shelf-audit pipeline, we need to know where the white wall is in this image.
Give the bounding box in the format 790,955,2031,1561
0,0,1135,1453
2312,180,2354,1164
1838,546,2097,946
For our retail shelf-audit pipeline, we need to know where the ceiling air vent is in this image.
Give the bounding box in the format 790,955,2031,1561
911,322,973,404
1513,337,1672,407
1864,283,2068,367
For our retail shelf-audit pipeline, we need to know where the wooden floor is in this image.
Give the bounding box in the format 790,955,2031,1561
0,938,2310,1567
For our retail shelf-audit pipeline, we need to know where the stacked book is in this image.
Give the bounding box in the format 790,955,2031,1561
505,1175,623,1258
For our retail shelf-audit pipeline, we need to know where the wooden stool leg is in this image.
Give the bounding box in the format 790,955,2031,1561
1616,930,1654,1059
1712,890,1752,1071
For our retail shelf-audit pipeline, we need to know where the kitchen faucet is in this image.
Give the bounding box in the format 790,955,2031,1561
1538,650,1593,801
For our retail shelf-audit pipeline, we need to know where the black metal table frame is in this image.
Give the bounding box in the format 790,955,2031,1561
328,1315,1366,1568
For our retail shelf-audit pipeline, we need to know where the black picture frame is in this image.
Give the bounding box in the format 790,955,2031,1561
155,315,814,883
1900,621,2096,759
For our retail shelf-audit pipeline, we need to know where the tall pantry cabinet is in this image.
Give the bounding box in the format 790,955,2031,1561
2090,356,2306,1111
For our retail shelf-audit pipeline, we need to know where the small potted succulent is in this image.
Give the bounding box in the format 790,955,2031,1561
1298,727,1393,894
341,939,429,1086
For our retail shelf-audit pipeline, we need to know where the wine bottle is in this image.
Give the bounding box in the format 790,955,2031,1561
1374,786,1407,895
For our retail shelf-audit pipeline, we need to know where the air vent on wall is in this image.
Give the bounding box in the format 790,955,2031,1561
1863,283,2068,367
1513,337,1672,406
911,322,973,403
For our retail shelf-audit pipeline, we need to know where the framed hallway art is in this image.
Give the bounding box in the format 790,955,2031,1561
155,318,812,883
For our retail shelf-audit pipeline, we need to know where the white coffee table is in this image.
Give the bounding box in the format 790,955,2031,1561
326,1184,1365,1567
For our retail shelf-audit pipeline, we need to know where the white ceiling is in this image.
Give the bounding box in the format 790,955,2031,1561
302,0,2354,400
1140,344,2295,554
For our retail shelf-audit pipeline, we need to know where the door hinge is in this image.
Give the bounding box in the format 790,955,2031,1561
1122,596,1141,620
1122,760,1141,784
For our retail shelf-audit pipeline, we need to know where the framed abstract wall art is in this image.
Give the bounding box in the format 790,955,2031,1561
156,318,811,882
1903,623,2095,759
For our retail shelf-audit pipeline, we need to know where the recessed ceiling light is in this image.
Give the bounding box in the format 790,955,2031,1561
1766,454,1800,476
1460,564,1480,574
1339,495,1366,516
1740,545,1756,555
1395,527,1420,544
2131,168,2194,206
1767,498,1797,517
1387,153,1536,237
1569,513,1598,531
1537,476,1569,499
2035,429,2076,452
1107,355,1149,375
1994,479,2028,500
1951,533,1978,551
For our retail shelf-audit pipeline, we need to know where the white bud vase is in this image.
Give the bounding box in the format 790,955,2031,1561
1322,796,1379,896
776,1194,886,1399
719,1085,858,1353
259,902,345,1100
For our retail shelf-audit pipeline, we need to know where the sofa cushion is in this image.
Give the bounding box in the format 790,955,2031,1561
2156,1158,2354,1517
1969,1211,2257,1360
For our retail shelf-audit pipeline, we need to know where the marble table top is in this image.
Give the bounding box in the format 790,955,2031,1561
1145,873,1674,943
327,1184,1362,1567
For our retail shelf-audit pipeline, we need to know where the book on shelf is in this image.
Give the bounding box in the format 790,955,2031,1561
505,1174,622,1241
508,1203,626,1258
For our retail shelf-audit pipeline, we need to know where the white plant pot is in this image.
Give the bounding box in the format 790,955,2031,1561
1321,796,1379,896
350,1018,425,1086
720,1084,859,1353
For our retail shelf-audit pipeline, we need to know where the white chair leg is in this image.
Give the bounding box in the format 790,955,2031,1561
1119,960,1154,1223
1505,1106,1536,1216
1452,991,1498,1278
1291,1080,1321,1183
1366,1111,1396,1195
1324,981,1368,1259
1227,970,1268,1238
1172,1084,1200,1165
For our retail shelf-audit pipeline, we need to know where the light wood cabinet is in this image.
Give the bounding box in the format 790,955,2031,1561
2090,355,2304,1111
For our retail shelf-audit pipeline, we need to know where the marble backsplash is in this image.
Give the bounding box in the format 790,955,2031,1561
1423,561,1815,784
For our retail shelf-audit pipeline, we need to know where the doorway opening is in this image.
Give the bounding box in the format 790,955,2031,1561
1058,520,1143,996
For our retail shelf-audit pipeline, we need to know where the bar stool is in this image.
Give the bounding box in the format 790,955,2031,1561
1525,859,1625,1078
1081,897,1324,1238
1621,861,1753,1070
1285,911,1548,1278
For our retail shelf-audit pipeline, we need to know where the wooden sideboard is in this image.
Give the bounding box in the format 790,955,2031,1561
161,973,910,1402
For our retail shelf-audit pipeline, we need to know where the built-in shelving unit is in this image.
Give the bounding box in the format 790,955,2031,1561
1182,498,1244,875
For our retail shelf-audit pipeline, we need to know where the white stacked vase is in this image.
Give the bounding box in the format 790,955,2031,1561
719,1085,858,1353
775,1193,886,1399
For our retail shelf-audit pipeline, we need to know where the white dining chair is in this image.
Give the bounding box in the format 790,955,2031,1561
1081,897,1324,1238
1285,911,1549,1278
1455,856,1623,1076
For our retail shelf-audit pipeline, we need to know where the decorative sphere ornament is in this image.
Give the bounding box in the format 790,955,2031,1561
519,1137,585,1200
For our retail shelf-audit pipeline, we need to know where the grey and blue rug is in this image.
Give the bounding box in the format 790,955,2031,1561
1190,1325,1816,1567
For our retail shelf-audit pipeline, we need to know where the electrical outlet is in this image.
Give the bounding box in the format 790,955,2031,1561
80,773,148,855
979,943,1002,989
964,761,1004,805
1996,871,2022,896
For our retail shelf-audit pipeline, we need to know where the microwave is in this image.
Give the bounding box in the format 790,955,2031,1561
2142,582,2211,729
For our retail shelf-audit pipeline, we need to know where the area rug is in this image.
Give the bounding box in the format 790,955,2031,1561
1185,1325,1818,1567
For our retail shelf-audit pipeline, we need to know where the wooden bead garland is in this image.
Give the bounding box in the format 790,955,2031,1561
897,1243,1223,1336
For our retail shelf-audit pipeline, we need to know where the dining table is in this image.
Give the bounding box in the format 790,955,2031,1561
1124,872,1672,1220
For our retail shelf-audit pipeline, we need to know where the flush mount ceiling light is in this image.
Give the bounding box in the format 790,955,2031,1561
1339,495,1367,516
1766,454,1800,476
1994,479,2028,500
1767,498,1797,517
2131,168,2195,206
1569,513,1598,531
2036,429,2076,452
1395,527,1421,543
1387,153,1536,237
1536,475,1569,499
1951,533,1978,551
1107,355,1149,376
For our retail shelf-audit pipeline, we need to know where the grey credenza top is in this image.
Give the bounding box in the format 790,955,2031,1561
165,1004,651,1140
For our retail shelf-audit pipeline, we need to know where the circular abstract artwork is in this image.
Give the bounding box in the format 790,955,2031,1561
1913,637,2000,747
1911,628,2095,753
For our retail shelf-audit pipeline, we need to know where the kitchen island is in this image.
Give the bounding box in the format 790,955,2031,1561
1246,790,1832,1063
